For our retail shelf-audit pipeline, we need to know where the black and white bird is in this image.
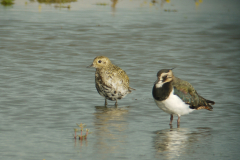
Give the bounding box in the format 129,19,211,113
152,69,215,126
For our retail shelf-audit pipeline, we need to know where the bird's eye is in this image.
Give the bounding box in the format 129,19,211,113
98,60,102,63
162,75,167,82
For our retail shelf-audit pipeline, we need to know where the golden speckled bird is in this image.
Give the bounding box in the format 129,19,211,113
87,56,135,106
152,69,215,126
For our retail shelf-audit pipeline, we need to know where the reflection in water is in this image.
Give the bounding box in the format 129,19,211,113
54,4,71,9
160,0,170,7
140,0,156,7
74,138,88,150
111,0,118,15
140,0,171,9
195,0,203,8
152,0,157,4
93,106,129,155
111,0,118,8
160,0,170,8
139,0,201,10
38,4,42,12
153,127,212,159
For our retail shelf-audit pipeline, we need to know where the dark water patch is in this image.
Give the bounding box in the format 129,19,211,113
213,23,240,31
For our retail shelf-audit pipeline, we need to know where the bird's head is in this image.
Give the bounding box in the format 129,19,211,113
154,68,174,88
87,56,111,69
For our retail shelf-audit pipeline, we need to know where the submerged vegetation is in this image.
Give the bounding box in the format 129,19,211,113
95,2,109,6
1,0,14,6
36,0,76,10
37,0,77,4
74,123,91,140
54,4,71,9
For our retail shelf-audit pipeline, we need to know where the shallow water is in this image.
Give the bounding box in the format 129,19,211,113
0,0,240,159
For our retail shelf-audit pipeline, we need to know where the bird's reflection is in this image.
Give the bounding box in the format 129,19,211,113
93,105,129,154
160,0,170,8
195,0,203,8
111,0,118,15
153,126,212,159
74,137,88,149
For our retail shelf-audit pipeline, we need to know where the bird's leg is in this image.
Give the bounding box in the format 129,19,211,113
177,115,181,127
115,99,118,107
105,99,108,106
169,114,173,125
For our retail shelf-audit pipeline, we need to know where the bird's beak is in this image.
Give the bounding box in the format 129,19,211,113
87,64,93,68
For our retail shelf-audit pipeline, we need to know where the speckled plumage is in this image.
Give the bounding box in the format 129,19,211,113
152,69,215,126
88,56,134,106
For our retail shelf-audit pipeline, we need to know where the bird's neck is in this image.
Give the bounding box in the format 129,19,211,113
96,64,113,71
152,81,173,101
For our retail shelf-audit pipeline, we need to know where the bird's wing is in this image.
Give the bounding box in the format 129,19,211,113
172,77,214,110
109,66,130,86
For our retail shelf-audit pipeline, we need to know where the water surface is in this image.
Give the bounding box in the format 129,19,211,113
0,0,240,159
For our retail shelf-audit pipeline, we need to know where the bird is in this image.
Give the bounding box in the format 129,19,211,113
87,56,135,106
152,69,215,126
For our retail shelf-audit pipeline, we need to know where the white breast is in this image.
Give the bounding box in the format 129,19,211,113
154,89,194,116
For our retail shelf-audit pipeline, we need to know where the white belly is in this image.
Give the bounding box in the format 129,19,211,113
154,89,194,116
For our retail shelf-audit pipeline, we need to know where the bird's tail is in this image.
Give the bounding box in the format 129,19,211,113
206,99,215,105
129,87,135,90
128,87,135,92
196,99,215,111
196,106,213,111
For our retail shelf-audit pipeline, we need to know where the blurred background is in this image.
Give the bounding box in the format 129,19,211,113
0,0,240,160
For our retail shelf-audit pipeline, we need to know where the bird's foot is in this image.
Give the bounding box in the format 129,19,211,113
177,115,180,127
169,114,173,125
177,123,180,128
105,99,108,106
